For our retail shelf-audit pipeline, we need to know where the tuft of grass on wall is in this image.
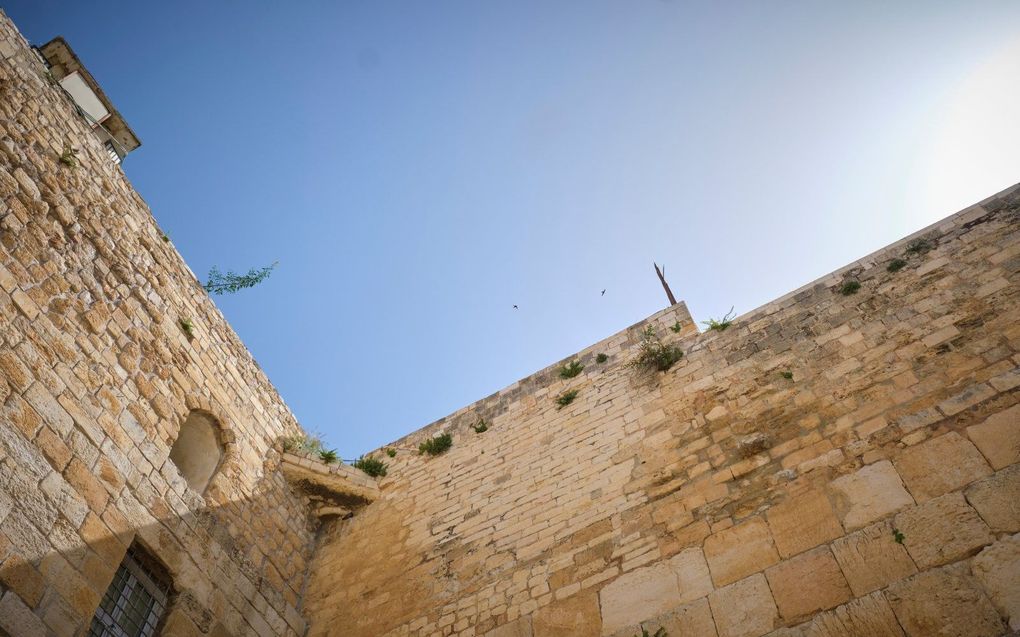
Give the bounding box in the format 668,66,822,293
559,360,584,379
780,371,794,380
353,455,387,477
385,448,397,458
905,238,933,255
630,326,683,372
595,353,609,364
702,307,736,332
840,281,861,296
178,317,195,339
472,419,488,434
555,389,579,409
419,433,453,456
887,258,907,273
318,448,339,464
670,321,683,333
59,145,78,169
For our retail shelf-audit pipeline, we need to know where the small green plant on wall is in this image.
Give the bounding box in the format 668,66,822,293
472,419,488,433
893,528,906,544
595,353,608,364
887,258,907,273
840,280,862,296
635,628,667,637
670,320,683,333
59,144,78,169
559,360,584,379
282,432,325,455
905,237,932,255
385,448,397,458
178,317,195,339
555,389,579,409
780,370,794,380
318,448,339,464
353,455,387,477
630,326,683,372
419,433,453,456
702,307,735,331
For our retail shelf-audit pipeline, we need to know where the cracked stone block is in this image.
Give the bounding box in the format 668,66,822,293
703,517,780,587
893,491,993,569
966,403,1020,470
764,546,852,621
971,533,1020,631
708,573,778,637
803,591,905,637
893,432,992,502
599,548,712,634
885,563,1004,637
965,464,1020,533
828,461,915,531
830,520,917,597
766,489,844,559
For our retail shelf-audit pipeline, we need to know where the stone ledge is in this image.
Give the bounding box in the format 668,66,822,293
280,452,379,517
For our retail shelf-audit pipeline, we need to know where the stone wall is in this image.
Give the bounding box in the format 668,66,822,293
304,182,1020,637
0,12,322,636
2,7,1019,637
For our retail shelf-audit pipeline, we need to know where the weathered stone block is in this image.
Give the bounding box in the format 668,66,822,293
708,573,778,637
766,489,843,558
598,548,712,634
971,533,1020,630
534,591,601,637
703,517,779,587
640,598,717,637
885,563,1004,637
828,461,914,531
893,432,992,501
0,590,47,637
764,546,851,621
966,403,1020,469
893,491,993,569
830,520,917,596
803,591,904,637
487,616,533,637
965,464,1020,533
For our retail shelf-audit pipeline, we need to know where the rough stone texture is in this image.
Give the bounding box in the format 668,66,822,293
766,489,844,559
703,517,780,587
967,403,1020,469
894,492,994,569
486,617,533,637
885,563,1005,637
971,533,1020,630
893,432,993,501
764,546,852,621
708,573,779,637
803,591,905,637
2,9,1020,636
640,598,717,637
599,548,712,634
830,520,918,597
828,461,916,532
966,464,1020,533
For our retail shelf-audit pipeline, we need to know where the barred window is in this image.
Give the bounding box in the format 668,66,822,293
88,544,173,637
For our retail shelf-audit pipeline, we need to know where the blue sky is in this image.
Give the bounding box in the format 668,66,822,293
8,2,1019,456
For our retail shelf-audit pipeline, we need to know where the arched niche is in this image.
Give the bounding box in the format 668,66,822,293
168,410,225,494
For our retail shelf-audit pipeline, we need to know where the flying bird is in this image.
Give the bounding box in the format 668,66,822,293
513,305,518,310
601,289,606,296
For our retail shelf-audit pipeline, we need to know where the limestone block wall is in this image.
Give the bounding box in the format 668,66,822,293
0,12,322,636
305,183,1020,637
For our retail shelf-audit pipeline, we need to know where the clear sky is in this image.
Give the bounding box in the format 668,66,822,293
7,2,1019,456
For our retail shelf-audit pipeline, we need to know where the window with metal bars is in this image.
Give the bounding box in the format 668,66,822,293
88,544,173,637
